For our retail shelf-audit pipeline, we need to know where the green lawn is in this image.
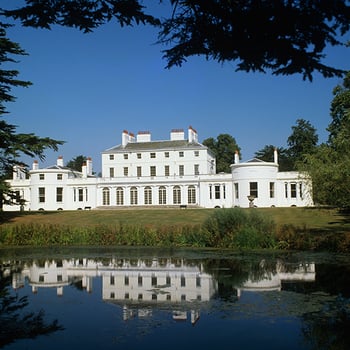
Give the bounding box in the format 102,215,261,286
1,207,349,233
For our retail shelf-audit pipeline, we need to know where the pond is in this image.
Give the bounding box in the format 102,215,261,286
1,247,350,350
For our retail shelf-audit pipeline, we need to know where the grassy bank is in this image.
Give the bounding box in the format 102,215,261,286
0,207,349,251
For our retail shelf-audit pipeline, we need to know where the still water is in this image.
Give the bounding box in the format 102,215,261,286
1,247,350,350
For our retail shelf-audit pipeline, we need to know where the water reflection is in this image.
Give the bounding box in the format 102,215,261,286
1,249,349,350
7,256,315,320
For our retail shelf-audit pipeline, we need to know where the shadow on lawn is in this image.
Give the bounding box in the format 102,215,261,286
0,210,61,225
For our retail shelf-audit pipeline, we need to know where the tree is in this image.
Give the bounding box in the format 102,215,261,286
328,71,350,144
254,145,293,171
203,134,240,173
299,73,350,208
2,0,350,81
0,270,63,347
287,118,319,167
66,155,87,172
0,23,64,209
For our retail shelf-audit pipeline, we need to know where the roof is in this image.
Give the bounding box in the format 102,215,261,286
103,140,207,153
246,158,266,163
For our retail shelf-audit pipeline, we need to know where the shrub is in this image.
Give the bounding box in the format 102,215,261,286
202,208,276,249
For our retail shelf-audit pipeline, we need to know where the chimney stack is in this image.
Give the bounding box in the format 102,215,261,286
234,150,240,164
86,157,93,176
274,148,278,164
170,128,185,141
188,126,198,143
57,156,64,167
82,161,87,178
137,131,151,142
32,160,39,170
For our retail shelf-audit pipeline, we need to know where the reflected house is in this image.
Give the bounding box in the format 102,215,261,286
102,258,216,304
12,257,217,324
8,257,316,324
4,126,313,211
236,262,316,297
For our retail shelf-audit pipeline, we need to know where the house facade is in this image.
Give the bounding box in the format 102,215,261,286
4,126,313,211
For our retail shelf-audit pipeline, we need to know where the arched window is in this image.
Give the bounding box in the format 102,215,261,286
173,186,181,205
116,187,124,205
144,186,152,205
102,187,110,206
188,185,196,204
159,186,166,205
130,187,138,205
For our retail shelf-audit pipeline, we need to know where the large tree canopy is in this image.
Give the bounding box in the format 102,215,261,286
203,134,240,173
2,0,350,81
0,23,64,209
287,118,318,165
299,72,350,208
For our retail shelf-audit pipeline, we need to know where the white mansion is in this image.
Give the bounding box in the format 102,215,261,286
5,126,313,211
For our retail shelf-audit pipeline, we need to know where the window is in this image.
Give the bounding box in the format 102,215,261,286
130,187,138,205
144,186,152,205
223,184,226,199
188,185,196,204
78,188,83,201
249,182,258,198
102,187,110,205
123,167,128,176
159,186,166,205
194,164,199,175
291,183,297,198
56,187,63,202
179,151,184,157
116,187,124,205
164,165,170,177
234,183,239,199
124,276,129,286
299,183,303,199
173,186,181,204
196,276,201,287
179,165,184,176
151,275,157,286
194,150,199,157
57,174,63,180
209,185,212,199
137,166,142,177
109,154,114,160
110,276,115,285
150,152,156,158
285,183,288,198
150,166,156,177
270,182,275,198
164,152,169,158
39,187,45,203
181,275,186,287
109,167,114,178
215,185,220,199
137,153,142,159
123,154,128,160
166,275,171,285
138,275,143,287
39,174,45,180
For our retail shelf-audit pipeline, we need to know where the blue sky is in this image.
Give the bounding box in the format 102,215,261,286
4,2,350,174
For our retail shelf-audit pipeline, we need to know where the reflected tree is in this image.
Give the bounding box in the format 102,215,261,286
0,271,64,348
302,296,350,350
